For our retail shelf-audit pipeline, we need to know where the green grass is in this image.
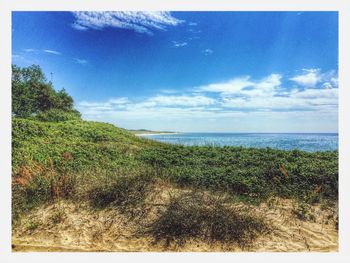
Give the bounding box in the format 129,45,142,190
12,118,338,225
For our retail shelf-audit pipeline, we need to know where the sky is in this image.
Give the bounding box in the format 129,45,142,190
12,11,338,132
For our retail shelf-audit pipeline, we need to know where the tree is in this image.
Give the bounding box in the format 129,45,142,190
12,64,78,118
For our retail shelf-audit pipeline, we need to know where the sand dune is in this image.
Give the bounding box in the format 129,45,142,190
12,193,337,252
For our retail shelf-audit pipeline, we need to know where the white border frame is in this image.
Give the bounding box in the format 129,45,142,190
1,0,349,262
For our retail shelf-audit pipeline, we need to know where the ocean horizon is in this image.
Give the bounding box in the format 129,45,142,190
139,132,338,152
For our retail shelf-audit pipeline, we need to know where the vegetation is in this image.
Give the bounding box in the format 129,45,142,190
139,145,338,204
12,65,77,118
88,173,156,219
12,64,338,248
30,108,81,122
145,191,270,248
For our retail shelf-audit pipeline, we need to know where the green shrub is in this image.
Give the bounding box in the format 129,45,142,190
140,146,338,204
31,109,81,122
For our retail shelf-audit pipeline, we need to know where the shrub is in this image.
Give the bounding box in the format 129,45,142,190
12,159,77,222
140,146,338,204
26,219,40,232
31,108,81,122
88,173,155,219
293,202,312,220
146,191,269,248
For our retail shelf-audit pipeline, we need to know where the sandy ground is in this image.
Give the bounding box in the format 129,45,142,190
12,186,338,252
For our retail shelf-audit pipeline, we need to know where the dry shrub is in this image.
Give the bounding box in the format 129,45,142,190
12,157,77,222
89,173,156,219
146,191,270,248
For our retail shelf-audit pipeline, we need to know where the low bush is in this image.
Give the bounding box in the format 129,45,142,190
146,191,269,248
31,108,82,122
12,158,77,222
88,173,155,218
140,146,338,204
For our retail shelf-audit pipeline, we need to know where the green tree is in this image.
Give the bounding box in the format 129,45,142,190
12,64,78,118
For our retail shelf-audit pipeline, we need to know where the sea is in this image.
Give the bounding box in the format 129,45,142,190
139,133,338,152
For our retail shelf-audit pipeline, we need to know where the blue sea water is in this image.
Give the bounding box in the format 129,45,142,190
140,133,338,152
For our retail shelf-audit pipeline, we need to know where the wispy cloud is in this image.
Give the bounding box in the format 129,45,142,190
23,48,39,53
12,54,23,59
198,76,254,94
76,69,338,131
187,28,201,33
71,11,183,35
74,58,88,65
43,49,61,55
172,41,188,48
146,95,215,107
188,22,198,26
187,36,200,41
79,97,129,111
202,48,213,56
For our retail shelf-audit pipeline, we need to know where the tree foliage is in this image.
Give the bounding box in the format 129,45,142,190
12,64,77,118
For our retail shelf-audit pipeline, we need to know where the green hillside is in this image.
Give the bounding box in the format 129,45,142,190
12,118,338,222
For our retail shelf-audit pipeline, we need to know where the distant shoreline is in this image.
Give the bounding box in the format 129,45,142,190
135,132,180,136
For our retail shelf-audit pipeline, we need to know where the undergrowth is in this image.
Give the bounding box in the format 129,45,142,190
145,191,270,248
88,173,156,219
139,144,338,204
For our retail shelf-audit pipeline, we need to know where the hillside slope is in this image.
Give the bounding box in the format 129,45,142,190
12,118,338,251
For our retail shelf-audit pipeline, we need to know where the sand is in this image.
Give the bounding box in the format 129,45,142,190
12,187,338,252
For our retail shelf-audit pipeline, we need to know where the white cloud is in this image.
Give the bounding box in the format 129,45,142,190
23,48,38,53
172,41,188,48
195,71,337,112
148,95,215,107
290,68,321,87
188,22,198,26
43,49,61,55
187,36,200,41
12,54,22,59
187,28,201,33
198,76,254,94
74,58,88,65
78,97,129,111
109,97,129,104
221,88,338,111
71,11,183,34
290,68,338,89
76,70,338,132
240,74,282,97
202,48,213,56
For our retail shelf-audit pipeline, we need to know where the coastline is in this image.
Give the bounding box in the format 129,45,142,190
135,132,180,136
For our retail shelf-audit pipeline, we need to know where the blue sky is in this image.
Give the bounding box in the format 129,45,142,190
12,11,338,132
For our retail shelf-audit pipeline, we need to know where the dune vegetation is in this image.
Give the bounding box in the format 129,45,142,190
12,65,338,251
